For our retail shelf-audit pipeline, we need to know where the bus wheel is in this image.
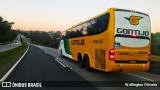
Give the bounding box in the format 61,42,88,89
78,54,84,68
85,56,92,71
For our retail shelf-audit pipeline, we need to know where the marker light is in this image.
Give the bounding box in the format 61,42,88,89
109,49,115,60
131,34,137,38
142,64,147,67
148,51,151,60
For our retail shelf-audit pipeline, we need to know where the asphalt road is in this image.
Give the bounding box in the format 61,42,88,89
0,35,21,52
4,45,97,90
33,44,160,90
149,61,160,75
1,44,160,90
6,45,87,81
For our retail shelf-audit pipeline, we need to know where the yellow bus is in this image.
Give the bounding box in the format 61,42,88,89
58,8,151,72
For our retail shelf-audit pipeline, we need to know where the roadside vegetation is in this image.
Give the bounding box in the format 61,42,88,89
0,40,12,45
23,31,61,48
151,55,160,62
0,40,27,68
151,33,160,56
0,16,18,43
150,33,160,61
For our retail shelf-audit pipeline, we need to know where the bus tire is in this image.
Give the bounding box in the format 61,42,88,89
84,55,92,71
61,50,64,58
78,53,84,68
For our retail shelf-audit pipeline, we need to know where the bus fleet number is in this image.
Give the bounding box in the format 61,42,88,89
93,39,103,44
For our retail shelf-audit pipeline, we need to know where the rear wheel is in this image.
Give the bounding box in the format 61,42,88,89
78,54,84,68
84,56,92,71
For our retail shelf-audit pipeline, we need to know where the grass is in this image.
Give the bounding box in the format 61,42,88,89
151,55,160,62
0,41,12,45
0,43,27,68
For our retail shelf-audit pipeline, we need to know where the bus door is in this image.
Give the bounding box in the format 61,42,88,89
95,49,105,69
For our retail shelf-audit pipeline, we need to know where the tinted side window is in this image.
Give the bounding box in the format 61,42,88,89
86,13,110,36
101,13,110,33
86,19,97,35
63,13,110,39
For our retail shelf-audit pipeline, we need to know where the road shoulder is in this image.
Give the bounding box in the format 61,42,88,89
0,45,29,82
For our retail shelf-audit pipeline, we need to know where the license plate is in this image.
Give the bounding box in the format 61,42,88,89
129,60,136,63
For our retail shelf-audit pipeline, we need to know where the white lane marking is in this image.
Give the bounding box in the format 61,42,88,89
33,46,72,69
38,47,43,51
55,59,66,67
38,47,48,54
54,58,73,69
128,73,155,82
129,73,160,84
0,46,29,83
44,51,48,54
68,66,72,69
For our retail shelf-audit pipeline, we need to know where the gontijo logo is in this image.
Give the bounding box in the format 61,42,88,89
125,16,143,25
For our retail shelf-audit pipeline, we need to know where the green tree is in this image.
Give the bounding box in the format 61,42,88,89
0,16,16,43
39,32,51,45
151,33,160,55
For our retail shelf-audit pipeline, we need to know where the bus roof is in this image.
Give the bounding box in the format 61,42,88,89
64,8,115,31
63,7,149,32
68,11,108,30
